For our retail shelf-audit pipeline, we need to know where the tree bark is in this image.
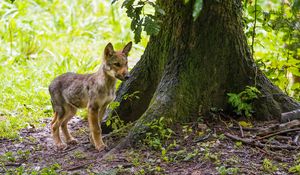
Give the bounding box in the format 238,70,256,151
104,0,300,140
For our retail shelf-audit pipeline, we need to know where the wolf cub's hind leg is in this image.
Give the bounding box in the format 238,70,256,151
51,111,67,150
61,105,77,145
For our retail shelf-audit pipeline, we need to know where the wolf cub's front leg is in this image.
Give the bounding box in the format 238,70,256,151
88,104,106,151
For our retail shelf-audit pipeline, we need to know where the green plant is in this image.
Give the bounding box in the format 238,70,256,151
17,149,30,160
33,163,61,175
227,86,261,118
4,163,61,175
1,151,16,162
143,117,173,150
183,148,199,162
216,166,239,175
289,164,300,174
123,91,140,101
106,91,140,131
203,148,220,164
182,125,193,139
235,141,243,148
262,158,278,173
106,101,125,130
73,150,86,159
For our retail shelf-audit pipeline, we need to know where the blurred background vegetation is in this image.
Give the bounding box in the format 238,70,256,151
0,0,299,138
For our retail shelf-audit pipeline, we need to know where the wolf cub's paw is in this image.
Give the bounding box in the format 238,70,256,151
56,143,67,150
95,144,107,152
67,138,78,145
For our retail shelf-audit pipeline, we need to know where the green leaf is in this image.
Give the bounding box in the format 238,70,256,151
106,120,111,126
155,7,166,15
111,0,118,4
193,0,203,21
292,0,300,12
122,0,134,8
134,20,143,43
183,0,190,4
248,4,263,18
289,67,300,76
143,16,160,35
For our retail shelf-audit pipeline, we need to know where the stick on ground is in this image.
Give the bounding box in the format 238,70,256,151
225,133,300,150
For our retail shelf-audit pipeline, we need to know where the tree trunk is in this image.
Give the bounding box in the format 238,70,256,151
104,0,300,141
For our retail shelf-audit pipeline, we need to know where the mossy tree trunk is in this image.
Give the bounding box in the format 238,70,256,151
105,0,300,142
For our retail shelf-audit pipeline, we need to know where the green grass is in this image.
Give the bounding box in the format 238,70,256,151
0,0,148,138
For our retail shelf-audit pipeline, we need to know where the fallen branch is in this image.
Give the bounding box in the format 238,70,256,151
258,120,300,136
225,132,300,150
281,109,300,123
256,128,300,140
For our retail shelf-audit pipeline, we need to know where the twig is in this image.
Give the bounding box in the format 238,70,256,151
293,132,300,145
5,162,22,166
238,124,244,138
65,160,97,171
60,146,78,154
229,126,260,131
256,128,300,140
193,130,213,143
225,132,299,150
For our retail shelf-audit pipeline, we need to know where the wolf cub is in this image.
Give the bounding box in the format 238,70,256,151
49,42,132,151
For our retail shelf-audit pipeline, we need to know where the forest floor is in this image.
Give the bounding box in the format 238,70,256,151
1,116,300,175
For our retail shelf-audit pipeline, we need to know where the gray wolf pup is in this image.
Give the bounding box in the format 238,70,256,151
49,42,132,151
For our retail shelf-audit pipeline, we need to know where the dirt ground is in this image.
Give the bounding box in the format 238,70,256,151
0,116,299,175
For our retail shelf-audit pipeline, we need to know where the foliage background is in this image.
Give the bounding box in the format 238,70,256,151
245,0,300,98
0,0,148,138
0,0,299,138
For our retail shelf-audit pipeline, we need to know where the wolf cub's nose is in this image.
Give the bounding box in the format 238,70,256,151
124,75,130,80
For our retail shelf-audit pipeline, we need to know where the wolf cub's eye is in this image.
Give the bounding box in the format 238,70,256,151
114,63,121,67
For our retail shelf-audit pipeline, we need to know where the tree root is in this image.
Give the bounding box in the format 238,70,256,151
101,97,173,160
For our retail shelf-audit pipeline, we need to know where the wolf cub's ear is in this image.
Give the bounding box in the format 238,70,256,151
122,41,132,56
104,43,114,58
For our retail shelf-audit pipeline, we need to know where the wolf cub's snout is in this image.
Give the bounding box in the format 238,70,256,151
49,42,132,151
